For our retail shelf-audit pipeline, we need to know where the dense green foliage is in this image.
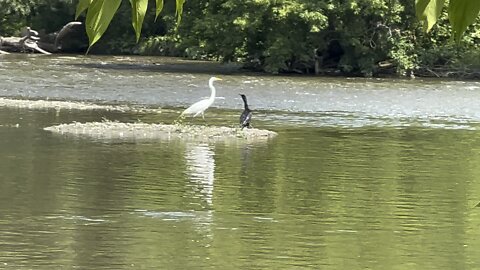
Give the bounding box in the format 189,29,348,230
146,0,480,76
0,0,172,54
0,0,75,35
1,0,479,76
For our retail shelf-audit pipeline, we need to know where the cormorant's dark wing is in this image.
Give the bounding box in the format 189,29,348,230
240,110,252,128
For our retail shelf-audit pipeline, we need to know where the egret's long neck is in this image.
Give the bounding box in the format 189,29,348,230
209,81,216,101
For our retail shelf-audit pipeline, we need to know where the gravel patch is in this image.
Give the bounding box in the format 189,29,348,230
0,98,160,113
44,121,277,142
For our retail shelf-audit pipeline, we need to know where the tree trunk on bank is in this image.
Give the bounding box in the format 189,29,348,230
0,22,87,54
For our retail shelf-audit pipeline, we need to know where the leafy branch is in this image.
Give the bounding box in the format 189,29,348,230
75,0,184,53
416,0,480,41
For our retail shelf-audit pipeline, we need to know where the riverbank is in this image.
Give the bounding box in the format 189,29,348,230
3,51,479,80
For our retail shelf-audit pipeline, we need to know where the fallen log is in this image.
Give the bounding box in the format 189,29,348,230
0,36,51,54
0,27,51,54
0,22,86,54
24,40,51,55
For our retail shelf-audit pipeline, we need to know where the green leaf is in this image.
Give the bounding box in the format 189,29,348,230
448,0,480,41
85,0,122,53
130,0,148,42
75,0,93,19
415,0,445,32
155,0,164,21
175,0,185,24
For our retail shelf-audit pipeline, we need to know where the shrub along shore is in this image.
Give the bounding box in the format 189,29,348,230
2,1,479,78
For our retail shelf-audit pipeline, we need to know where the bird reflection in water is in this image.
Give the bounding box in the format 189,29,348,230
185,143,215,207
184,143,215,236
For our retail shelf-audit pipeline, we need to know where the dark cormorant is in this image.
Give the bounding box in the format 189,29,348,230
239,94,252,129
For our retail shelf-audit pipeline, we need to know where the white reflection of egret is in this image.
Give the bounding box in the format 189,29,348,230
185,143,215,206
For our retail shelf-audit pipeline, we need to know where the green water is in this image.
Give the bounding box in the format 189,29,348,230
2,54,480,269
1,105,480,269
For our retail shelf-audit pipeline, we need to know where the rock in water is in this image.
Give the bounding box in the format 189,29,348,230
44,121,277,143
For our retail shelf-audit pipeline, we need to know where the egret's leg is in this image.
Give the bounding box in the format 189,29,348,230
202,112,205,120
175,113,185,124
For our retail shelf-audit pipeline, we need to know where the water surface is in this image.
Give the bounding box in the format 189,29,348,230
1,54,480,269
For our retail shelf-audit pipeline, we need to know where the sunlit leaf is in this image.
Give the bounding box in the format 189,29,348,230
175,0,185,24
415,0,430,17
448,0,480,41
155,0,164,21
85,0,122,52
130,0,148,42
75,0,93,19
415,0,445,32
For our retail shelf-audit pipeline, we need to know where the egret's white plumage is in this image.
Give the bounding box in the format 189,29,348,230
181,77,222,119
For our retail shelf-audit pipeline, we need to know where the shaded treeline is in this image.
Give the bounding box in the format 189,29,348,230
2,0,479,77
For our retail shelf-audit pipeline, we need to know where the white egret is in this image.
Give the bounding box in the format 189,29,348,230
239,94,252,129
180,76,222,119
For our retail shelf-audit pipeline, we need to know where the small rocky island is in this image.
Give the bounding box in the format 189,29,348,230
44,121,278,143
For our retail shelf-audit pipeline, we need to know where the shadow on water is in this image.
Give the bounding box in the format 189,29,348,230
67,56,248,75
